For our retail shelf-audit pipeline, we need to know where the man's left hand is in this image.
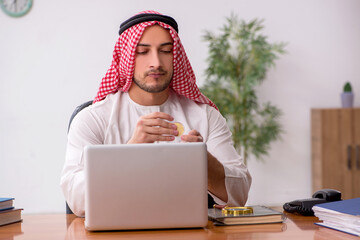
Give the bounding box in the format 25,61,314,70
181,130,203,142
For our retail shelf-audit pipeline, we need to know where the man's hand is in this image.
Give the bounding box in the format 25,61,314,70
127,112,178,144
181,130,203,142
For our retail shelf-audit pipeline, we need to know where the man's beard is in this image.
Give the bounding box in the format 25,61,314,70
133,69,173,93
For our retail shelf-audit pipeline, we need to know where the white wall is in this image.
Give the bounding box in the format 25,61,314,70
0,0,359,214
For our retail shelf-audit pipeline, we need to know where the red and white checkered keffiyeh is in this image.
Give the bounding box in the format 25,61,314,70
93,10,217,110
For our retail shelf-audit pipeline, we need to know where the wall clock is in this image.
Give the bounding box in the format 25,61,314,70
0,0,33,17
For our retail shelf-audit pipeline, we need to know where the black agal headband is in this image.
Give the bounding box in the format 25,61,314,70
119,13,178,35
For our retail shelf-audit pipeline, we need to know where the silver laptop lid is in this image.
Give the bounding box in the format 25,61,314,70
84,142,208,231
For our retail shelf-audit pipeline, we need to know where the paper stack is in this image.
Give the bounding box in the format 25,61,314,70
312,198,360,237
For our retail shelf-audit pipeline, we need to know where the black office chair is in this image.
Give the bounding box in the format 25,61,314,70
66,100,93,214
65,100,216,214
67,100,94,132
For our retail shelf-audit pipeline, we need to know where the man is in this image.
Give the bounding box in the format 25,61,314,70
61,10,252,217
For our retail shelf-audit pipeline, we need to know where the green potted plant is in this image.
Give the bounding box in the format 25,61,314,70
341,82,354,108
201,15,286,165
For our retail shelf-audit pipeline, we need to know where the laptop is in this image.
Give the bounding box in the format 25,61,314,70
84,142,208,231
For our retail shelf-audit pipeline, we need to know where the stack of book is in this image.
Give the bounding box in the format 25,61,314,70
208,205,284,226
0,198,23,227
312,198,360,237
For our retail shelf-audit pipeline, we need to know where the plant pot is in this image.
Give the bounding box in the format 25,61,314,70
341,92,354,108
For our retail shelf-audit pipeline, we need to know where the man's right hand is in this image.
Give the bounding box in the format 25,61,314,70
127,112,179,144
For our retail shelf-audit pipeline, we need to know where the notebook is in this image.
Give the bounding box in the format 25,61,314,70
84,142,208,231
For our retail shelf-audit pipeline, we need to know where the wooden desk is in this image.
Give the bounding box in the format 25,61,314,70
1,208,358,240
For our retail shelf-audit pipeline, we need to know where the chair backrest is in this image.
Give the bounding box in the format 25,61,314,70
66,100,93,214
67,100,93,132
65,100,216,214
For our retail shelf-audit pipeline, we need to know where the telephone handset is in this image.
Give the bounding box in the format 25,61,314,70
283,189,342,216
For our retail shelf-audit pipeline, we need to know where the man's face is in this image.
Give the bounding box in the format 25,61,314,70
133,25,174,93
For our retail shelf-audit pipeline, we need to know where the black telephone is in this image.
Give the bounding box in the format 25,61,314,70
283,189,342,216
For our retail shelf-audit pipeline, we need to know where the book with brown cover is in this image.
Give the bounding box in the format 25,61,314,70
208,206,284,225
0,209,23,227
